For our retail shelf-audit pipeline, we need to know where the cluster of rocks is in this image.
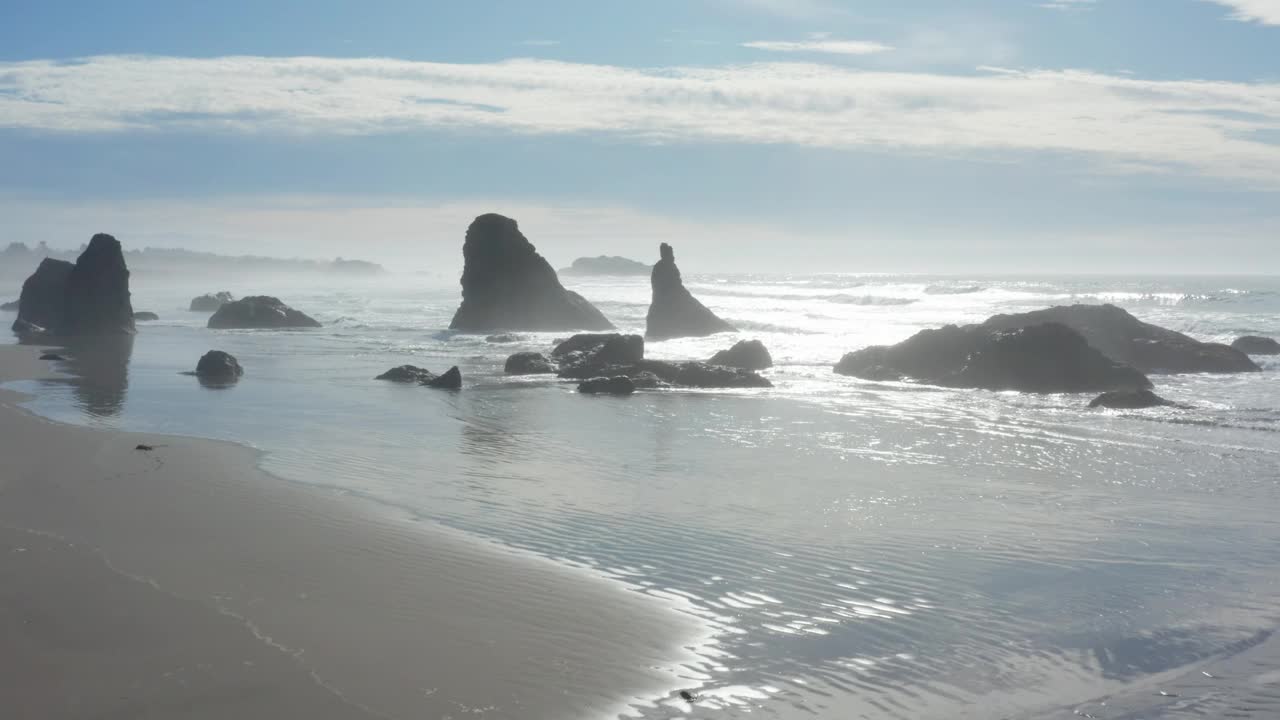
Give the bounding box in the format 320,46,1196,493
503,333,773,394
10,234,136,337
375,364,463,390
190,291,234,312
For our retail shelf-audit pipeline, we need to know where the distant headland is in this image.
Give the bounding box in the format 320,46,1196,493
0,242,384,280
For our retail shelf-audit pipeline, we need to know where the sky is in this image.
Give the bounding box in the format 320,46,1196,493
0,0,1278,273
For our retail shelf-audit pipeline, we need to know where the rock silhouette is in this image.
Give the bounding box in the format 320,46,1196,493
195,350,244,380
208,296,322,329
560,256,651,276
133,311,159,321
1232,336,1280,355
12,235,134,336
190,292,234,312
550,332,771,388
982,304,1256,374
835,322,1152,394
645,243,734,340
0,300,17,312
449,214,613,332
709,340,773,370
505,352,556,375
1089,389,1176,409
376,365,437,383
426,366,462,389
578,376,637,395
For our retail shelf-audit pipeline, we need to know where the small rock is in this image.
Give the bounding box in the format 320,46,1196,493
578,376,636,395
133,311,159,321
505,352,556,375
208,296,321,329
709,339,773,370
485,333,521,344
426,366,462,389
1231,335,1280,355
376,365,437,383
39,352,65,361
1089,389,1176,409
190,292,233,312
195,350,244,380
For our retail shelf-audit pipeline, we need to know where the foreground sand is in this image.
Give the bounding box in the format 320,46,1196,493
0,344,704,720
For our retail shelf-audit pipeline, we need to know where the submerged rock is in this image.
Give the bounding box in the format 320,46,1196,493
195,350,244,379
449,214,614,332
39,353,65,361
1232,335,1280,355
982,304,1257,374
133,311,159,321
835,322,1152,394
1089,389,1176,409
645,243,735,340
485,333,522,344
504,351,557,375
11,258,72,334
560,256,651,276
376,365,437,383
61,234,136,336
709,339,773,370
562,359,770,389
578,376,636,395
426,366,462,389
190,292,234,312
208,296,322,329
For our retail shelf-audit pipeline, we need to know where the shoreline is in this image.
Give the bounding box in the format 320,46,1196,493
0,343,708,720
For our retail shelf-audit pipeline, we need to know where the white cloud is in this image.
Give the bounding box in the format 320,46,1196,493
1204,0,1280,24
1039,0,1097,12
1,55,1280,183
742,39,894,55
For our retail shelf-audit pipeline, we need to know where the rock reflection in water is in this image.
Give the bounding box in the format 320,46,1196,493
30,334,134,417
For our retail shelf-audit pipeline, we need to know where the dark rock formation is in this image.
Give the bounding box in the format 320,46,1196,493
578,376,636,395
835,322,1152,394
560,256,651,276
982,304,1257,374
1232,335,1280,355
505,352,556,375
426,366,462,389
709,339,773,370
11,258,73,334
645,243,734,340
190,292,234,312
12,319,49,336
485,333,522,344
0,300,17,312
376,365,437,383
61,234,135,336
561,359,770,389
1089,389,1176,409
449,214,614,332
39,353,64,361
195,350,244,380
552,333,644,366
133,311,159,321
208,296,322,329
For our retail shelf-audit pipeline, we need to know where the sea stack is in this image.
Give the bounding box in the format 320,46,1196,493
448,214,614,332
11,234,135,336
645,243,735,340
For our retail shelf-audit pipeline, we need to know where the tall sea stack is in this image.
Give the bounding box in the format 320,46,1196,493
12,233,135,336
645,243,735,340
448,214,614,332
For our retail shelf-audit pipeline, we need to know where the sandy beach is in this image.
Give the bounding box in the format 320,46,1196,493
0,344,705,720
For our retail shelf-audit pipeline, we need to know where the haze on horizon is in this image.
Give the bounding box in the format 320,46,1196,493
1,0,1278,275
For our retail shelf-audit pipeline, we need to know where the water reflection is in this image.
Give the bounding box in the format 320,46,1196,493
29,334,134,417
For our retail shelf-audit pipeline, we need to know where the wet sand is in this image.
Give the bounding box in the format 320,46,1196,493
0,344,705,720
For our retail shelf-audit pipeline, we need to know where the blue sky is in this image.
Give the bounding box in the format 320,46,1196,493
1,0,1278,272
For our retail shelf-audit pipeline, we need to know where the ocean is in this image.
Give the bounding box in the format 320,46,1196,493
4,270,1280,719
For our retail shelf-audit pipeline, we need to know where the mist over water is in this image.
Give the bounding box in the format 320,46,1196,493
5,270,1280,718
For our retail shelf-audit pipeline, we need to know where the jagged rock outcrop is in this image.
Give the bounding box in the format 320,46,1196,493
376,365,437,383
1232,335,1280,355
549,331,769,388
835,322,1152,394
61,234,136,336
578,376,636,395
1089,389,1176,409
645,243,735,340
133,311,159,321
426,366,462,389
552,333,644,367
505,352,557,375
190,292,234,312
0,300,17,312
12,235,135,336
11,258,72,333
208,296,321,329
449,214,614,332
560,256,651,276
709,340,773,370
195,350,243,380
982,304,1257,374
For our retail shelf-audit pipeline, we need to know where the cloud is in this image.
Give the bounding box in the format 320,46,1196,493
742,39,894,56
1204,0,1280,24
713,0,844,20
1,55,1279,183
1039,0,1097,11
